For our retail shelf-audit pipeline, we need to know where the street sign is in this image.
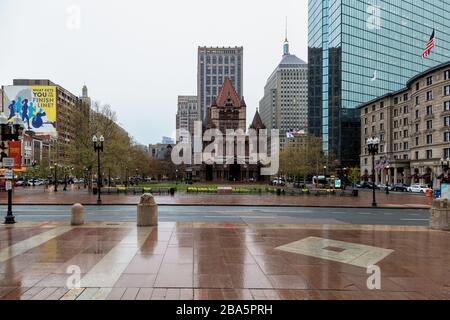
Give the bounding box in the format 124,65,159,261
4,169,13,180
2,158,14,168
5,181,12,191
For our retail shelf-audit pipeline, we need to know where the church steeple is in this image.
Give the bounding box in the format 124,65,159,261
283,17,289,56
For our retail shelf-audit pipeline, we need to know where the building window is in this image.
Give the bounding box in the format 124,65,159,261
403,93,408,101
394,97,398,105
404,130,408,138
426,76,433,86
394,109,398,117
364,118,368,124
445,70,450,80
415,151,419,160
365,108,368,114
427,120,433,130
444,85,450,96
364,127,368,134
380,101,384,108
380,134,384,141
394,120,399,128
394,132,398,140
426,91,433,101
372,115,375,122
426,105,433,115
416,82,420,91
380,112,384,120
426,150,433,159
426,134,433,144
415,124,419,132
380,123,384,131
403,142,408,150
445,148,450,159
404,118,408,126
394,144,398,151
372,126,375,133
445,101,450,112
444,116,450,127
404,106,409,114
380,145,384,153
444,132,450,142
364,158,368,165
416,96,419,105
415,110,419,119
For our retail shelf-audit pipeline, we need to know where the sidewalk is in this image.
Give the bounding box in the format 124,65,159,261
0,221,448,300
0,186,432,209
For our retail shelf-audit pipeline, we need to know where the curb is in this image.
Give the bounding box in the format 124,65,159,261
0,203,431,210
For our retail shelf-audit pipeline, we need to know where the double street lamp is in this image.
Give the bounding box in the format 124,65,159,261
52,163,59,192
0,113,25,224
92,135,104,205
367,137,380,208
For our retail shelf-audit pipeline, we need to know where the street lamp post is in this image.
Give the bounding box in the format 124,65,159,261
92,135,104,205
0,113,25,224
108,167,111,187
367,137,380,208
53,163,58,192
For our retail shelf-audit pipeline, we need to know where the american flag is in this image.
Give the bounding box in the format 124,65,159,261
422,29,436,58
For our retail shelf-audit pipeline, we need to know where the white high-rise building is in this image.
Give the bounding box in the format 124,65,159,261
176,95,198,142
259,30,308,149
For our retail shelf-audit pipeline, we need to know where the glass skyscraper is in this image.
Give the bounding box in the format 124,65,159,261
308,0,450,167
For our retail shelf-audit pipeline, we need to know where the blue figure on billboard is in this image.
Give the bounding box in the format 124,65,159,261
7,100,16,119
15,96,22,114
32,107,45,129
21,99,31,129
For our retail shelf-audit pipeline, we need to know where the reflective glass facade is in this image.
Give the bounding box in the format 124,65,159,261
308,0,450,167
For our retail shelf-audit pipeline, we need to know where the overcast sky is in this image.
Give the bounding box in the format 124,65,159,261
0,0,308,145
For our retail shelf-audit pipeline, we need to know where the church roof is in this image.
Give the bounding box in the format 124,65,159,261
215,78,243,107
250,109,265,130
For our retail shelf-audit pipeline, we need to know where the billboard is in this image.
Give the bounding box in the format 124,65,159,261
2,86,57,135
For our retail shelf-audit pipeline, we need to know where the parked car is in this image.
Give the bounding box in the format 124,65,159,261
407,184,431,193
15,180,25,187
391,183,409,192
271,178,286,186
293,181,306,189
359,182,379,189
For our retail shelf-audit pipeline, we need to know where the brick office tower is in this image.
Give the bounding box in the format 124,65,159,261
197,46,243,122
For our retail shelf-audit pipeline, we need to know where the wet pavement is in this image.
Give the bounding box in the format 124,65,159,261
0,221,449,300
0,205,430,226
0,186,432,209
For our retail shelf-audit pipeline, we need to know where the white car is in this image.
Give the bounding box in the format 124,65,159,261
272,179,286,186
407,184,431,193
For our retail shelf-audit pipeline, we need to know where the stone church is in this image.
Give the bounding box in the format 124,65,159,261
189,78,269,182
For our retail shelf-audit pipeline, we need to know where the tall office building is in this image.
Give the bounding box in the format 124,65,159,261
308,0,450,167
176,95,199,142
259,33,308,149
197,46,243,121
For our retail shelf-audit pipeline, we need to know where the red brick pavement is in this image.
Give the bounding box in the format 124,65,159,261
0,186,431,208
0,222,449,300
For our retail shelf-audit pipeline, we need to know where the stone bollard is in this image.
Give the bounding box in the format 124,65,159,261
137,193,158,227
71,203,85,226
430,198,450,231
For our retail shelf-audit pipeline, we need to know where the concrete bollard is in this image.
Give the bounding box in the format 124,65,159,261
137,193,158,227
430,198,450,231
71,203,85,226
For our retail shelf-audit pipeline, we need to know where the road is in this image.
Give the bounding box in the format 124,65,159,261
0,205,429,226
